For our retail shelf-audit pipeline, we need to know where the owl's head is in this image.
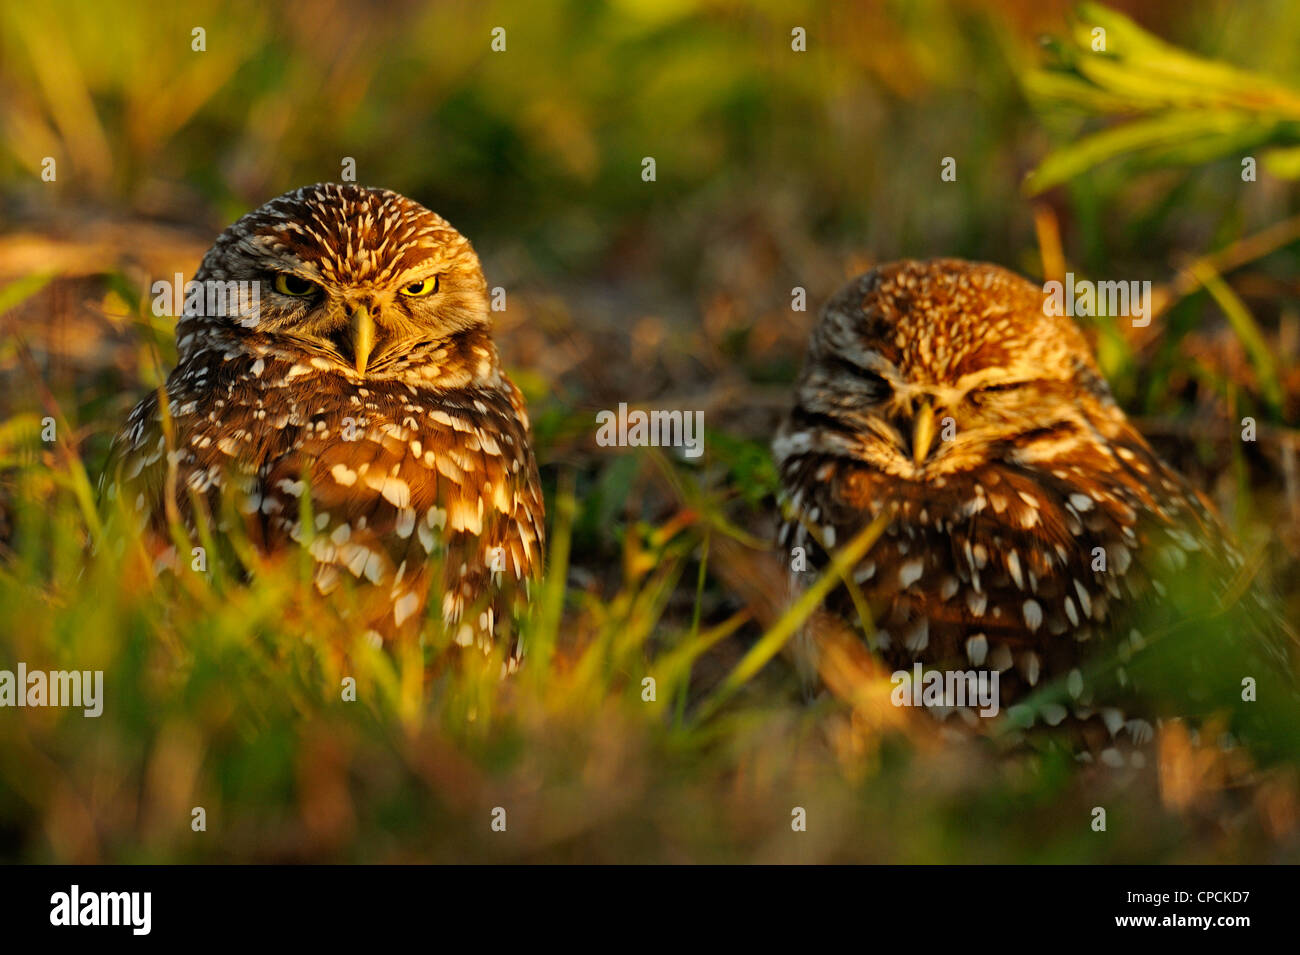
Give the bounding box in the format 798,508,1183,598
781,259,1119,480
188,183,489,376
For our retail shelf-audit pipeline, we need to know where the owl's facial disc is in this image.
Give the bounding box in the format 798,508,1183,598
780,259,1119,480
259,270,481,375
799,348,1085,480
196,184,493,377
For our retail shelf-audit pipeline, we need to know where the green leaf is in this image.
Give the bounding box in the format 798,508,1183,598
1190,262,1283,414
1262,145,1300,178
0,271,55,315
1025,111,1259,194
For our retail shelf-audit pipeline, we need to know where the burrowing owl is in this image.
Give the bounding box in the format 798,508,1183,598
775,259,1286,753
107,183,544,653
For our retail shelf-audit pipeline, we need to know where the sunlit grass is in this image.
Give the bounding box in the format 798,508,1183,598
0,358,1296,863
1,0,1298,863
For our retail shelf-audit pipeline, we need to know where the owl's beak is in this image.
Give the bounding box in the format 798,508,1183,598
349,305,375,375
911,400,936,466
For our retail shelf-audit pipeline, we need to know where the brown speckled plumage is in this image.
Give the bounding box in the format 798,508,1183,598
775,259,1284,759
107,183,544,656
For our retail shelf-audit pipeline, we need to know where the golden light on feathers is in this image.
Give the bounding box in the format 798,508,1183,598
108,183,544,654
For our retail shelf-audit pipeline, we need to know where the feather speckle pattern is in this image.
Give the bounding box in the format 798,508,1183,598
107,184,544,653
775,259,1287,742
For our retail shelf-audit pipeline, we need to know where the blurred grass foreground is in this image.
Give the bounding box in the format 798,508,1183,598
1,1,1300,862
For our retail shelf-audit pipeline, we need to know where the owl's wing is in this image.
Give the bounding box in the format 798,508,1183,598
101,390,163,512
780,423,1296,758
105,353,545,657
101,388,201,568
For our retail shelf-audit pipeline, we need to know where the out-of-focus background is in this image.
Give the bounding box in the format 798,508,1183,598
1,0,1298,862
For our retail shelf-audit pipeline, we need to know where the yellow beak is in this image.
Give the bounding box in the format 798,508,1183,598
911,400,935,466
349,305,374,375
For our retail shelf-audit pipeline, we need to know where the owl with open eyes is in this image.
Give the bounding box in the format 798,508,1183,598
107,183,544,656
775,259,1291,760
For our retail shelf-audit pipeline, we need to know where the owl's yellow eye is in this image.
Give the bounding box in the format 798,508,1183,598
400,277,439,297
273,273,318,296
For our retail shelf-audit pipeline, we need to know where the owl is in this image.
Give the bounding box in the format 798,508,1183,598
775,259,1289,759
106,183,544,655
